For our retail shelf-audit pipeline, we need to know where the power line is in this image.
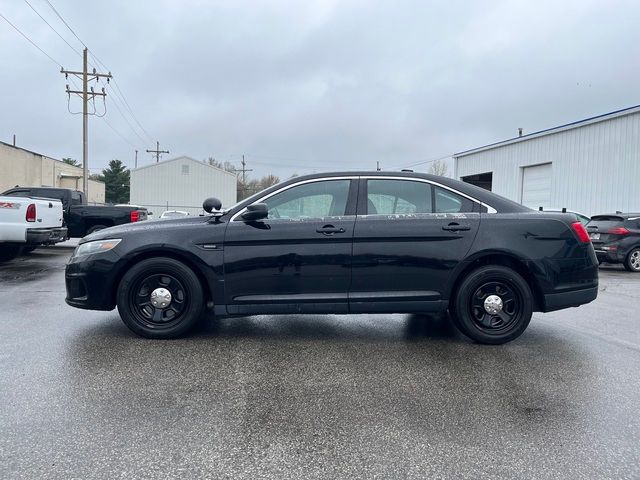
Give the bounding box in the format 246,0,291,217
22,0,82,57
101,116,142,151
0,11,62,67
43,0,86,49
102,85,149,146
44,0,156,145
393,153,453,170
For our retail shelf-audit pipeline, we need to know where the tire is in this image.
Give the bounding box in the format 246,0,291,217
116,257,205,339
450,265,533,345
0,245,23,262
87,225,108,235
624,248,640,272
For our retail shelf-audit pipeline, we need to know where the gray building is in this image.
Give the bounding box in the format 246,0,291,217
130,156,237,216
453,105,640,216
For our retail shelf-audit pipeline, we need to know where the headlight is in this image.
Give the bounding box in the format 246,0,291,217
73,239,122,258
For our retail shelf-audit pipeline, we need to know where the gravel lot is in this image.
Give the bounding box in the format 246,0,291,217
1,248,639,479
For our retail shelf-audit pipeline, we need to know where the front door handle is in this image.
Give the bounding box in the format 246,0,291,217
442,222,471,232
316,225,346,235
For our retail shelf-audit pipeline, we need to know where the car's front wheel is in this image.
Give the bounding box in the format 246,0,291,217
624,248,640,272
451,265,533,344
116,257,205,338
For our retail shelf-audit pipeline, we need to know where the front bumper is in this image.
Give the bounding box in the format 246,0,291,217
65,251,120,311
542,285,598,312
26,227,68,245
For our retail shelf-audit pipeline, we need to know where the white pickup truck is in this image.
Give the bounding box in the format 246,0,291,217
0,196,67,262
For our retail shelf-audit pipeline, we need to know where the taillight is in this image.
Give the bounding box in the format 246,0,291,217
26,203,36,222
571,221,590,243
607,227,630,235
130,210,139,222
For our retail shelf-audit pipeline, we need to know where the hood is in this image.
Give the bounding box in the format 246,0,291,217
80,216,219,244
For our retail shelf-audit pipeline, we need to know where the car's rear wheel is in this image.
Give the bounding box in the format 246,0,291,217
116,257,204,338
624,248,640,272
451,265,533,344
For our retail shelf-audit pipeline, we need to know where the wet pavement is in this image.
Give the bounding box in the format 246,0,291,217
1,249,639,479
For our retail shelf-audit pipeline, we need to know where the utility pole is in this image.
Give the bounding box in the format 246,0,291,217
135,150,138,168
232,155,253,199
61,48,112,196
146,141,169,163
376,161,381,171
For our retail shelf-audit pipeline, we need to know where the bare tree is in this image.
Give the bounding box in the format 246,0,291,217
205,157,236,173
428,159,449,176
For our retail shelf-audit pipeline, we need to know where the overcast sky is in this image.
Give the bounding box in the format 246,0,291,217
1,0,639,179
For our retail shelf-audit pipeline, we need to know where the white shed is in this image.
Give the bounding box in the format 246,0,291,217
130,156,237,217
453,105,640,217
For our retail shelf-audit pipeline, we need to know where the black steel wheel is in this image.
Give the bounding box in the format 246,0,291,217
624,248,640,272
451,265,533,344
117,257,204,338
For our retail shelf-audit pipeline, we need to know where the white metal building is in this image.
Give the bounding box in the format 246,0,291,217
130,156,237,216
453,105,640,216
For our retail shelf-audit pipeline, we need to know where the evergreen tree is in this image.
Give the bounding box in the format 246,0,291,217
62,157,81,167
96,160,130,203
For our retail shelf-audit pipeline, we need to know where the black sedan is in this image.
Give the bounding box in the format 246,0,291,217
65,171,598,344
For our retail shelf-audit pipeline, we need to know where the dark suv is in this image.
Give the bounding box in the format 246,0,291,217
587,214,640,271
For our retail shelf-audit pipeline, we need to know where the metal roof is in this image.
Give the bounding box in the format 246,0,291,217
454,104,640,158
131,155,237,177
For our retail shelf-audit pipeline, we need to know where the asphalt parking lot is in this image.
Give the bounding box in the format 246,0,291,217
1,248,639,479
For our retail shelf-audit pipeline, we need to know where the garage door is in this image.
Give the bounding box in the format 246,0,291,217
521,163,552,209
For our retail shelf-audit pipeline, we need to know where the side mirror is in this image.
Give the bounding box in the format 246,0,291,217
241,203,268,221
203,197,222,213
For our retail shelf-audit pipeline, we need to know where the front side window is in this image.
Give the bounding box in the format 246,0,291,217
262,179,351,220
366,179,432,215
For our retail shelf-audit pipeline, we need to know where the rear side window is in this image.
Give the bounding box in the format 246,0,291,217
587,216,624,230
367,180,432,215
71,191,82,205
434,187,475,213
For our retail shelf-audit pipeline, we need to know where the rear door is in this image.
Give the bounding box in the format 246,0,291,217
350,177,481,313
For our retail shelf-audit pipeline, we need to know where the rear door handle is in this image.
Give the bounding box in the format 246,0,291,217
316,225,345,235
442,223,471,232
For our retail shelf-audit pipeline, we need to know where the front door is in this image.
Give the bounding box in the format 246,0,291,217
350,177,481,313
223,178,358,315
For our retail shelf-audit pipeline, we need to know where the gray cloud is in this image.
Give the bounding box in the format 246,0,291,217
1,0,638,179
